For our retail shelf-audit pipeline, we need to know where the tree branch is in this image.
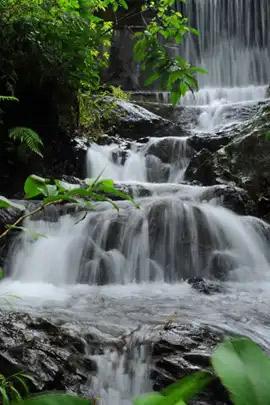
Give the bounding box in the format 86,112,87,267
0,200,62,240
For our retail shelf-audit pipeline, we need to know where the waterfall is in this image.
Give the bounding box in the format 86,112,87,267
7,191,270,286
175,0,270,106
177,0,270,88
2,2,270,403
86,137,192,184
90,340,151,404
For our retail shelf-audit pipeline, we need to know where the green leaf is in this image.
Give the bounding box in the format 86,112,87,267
11,393,90,405
9,127,43,157
0,197,13,209
134,372,211,405
0,196,24,210
0,267,5,280
24,175,48,199
0,386,9,405
212,337,270,405
144,72,160,86
6,225,47,240
9,385,22,401
13,375,30,395
160,372,212,403
0,95,19,102
133,393,164,405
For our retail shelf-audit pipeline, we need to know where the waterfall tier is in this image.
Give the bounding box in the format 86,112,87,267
1,2,270,402
9,197,270,286
177,0,270,88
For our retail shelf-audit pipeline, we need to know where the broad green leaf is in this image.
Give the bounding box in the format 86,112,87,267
160,372,212,404
24,175,48,199
212,337,270,405
55,180,78,192
0,196,24,210
12,393,90,405
133,392,164,405
134,372,211,405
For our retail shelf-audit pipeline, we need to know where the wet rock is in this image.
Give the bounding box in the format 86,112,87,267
208,251,239,281
0,311,231,404
187,277,223,294
258,197,270,221
102,99,186,140
0,312,123,394
0,207,24,267
146,137,193,164
134,100,200,129
150,324,230,404
185,149,222,186
199,185,256,216
185,102,270,211
188,133,235,153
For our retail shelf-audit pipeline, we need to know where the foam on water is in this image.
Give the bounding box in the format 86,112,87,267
6,198,270,286
1,1,270,402
177,0,270,88
87,137,191,184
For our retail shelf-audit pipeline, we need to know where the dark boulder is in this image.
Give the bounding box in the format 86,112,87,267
0,311,124,395
0,312,90,393
187,277,224,294
146,137,193,164
103,99,186,140
185,102,270,212
150,324,230,404
185,149,223,186
207,251,239,281
0,310,231,404
188,133,235,153
198,185,256,216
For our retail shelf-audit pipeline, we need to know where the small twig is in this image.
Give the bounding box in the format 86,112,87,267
0,201,61,240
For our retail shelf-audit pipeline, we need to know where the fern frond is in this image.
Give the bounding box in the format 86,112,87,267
9,127,43,157
0,95,19,102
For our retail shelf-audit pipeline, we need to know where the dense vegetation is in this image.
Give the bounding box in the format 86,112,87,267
0,0,202,130
0,0,205,194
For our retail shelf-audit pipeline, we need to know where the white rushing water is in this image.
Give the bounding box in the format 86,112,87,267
1,1,270,403
7,194,270,286
86,137,191,183
175,0,270,128
177,0,270,88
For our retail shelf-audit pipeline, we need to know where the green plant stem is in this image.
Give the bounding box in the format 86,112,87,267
0,200,62,240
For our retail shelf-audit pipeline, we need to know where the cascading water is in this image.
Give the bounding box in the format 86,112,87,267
173,0,270,130
177,0,270,89
180,0,269,130
86,137,191,184
1,2,270,403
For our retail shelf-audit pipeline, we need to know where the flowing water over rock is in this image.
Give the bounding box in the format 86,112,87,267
177,0,270,88
1,1,270,403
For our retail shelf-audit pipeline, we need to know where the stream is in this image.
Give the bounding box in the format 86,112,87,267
0,0,270,403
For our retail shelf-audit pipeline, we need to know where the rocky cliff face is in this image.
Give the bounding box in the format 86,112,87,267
185,101,270,219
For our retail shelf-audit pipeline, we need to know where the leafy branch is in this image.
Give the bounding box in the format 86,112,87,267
0,174,137,240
